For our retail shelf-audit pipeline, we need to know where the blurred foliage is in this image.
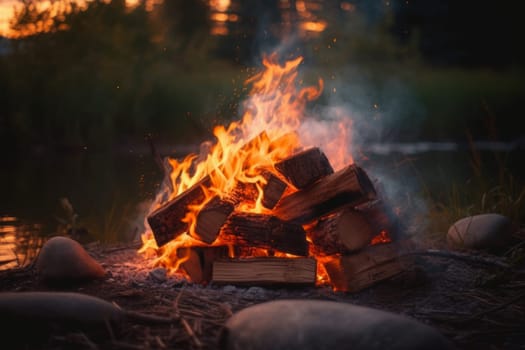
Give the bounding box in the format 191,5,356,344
424,142,525,242
1,0,244,153
0,0,524,154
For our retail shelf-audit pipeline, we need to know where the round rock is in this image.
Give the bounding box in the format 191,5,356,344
447,213,513,250
221,299,455,350
35,236,106,283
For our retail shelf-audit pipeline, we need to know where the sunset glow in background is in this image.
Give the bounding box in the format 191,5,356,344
0,0,16,36
0,0,347,38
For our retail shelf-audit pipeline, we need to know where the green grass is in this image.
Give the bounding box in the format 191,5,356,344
423,147,525,243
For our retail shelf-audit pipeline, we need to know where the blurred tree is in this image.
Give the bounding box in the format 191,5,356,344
1,0,229,154
159,0,210,47
389,0,525,67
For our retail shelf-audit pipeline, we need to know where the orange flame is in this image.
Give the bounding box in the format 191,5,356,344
140,54,352,283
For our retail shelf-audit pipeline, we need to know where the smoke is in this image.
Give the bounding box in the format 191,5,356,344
307,68,429,235
246,46,430,236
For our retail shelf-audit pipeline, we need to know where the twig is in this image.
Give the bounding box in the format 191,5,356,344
111,340,148,350
102,241,142,254
155,336,166,349
503,239,525,257
459,291,525,323
407,249,511,269
124,310,180,324
76,333,100,350
180,317,203,348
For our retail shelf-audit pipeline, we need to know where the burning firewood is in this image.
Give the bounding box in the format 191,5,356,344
221,213,309,256
212,257,316,285
323,240,415,292
308,207,376,255
147,132,272,247
230,170,288,210
274,164,377,224
274,147,334,189
259,170,288,209
194,196,235,244
309,199,399,255
178,246,231,284
147,176,211,247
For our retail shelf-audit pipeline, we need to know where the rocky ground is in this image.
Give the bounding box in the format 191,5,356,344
1,233,525,350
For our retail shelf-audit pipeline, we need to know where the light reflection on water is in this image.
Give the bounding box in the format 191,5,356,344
0,150,163,271
0,216,44,270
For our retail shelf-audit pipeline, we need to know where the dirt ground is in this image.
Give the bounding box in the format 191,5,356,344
1,239,524,350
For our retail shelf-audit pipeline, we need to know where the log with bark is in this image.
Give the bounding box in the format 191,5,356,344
308,207,376,255
259,170,288,209
309,199,400,255
274,164,377,224
147,176,211,247
274,147,333,189
323,240,414,292
230,170,287,210
356,199,401,241
221,213,309,256
212,257,317,285
194,196,235,244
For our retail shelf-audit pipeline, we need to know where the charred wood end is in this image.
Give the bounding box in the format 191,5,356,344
147,176,210,247
274,147,334,189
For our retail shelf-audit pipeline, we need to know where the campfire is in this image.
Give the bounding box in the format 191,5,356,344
139,54,413,292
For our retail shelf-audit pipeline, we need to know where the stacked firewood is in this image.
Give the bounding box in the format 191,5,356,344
147,145,413,292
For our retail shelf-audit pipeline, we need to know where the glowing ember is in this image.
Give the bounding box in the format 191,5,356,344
370,230,392,245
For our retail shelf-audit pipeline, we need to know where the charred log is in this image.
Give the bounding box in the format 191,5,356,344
194,196,235,244
274,164,376,224
323,240,415,292
147,176,211,247
274,147,334,189
309,207,375,255
221,213,309,256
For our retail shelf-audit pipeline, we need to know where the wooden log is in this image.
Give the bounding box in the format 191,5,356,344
221,213,309,256
212,257,316,286
178,246,231,284
274,164,376,224
309,199,399,255
194,196,235,244
274,147,334,189
323,240,414,292
356,199,401,241
147,132,270,247
260,170,288,209
147,176,211,247
229,170,287,209
309,208,376,255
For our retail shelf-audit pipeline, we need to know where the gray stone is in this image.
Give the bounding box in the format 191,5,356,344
223,285,237,293
447,213,513,249
221,300,455,350
242,286,266,300
35,236,106,283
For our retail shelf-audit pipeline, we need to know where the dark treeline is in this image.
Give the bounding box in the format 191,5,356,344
389,0,525,67
0,0,523,155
